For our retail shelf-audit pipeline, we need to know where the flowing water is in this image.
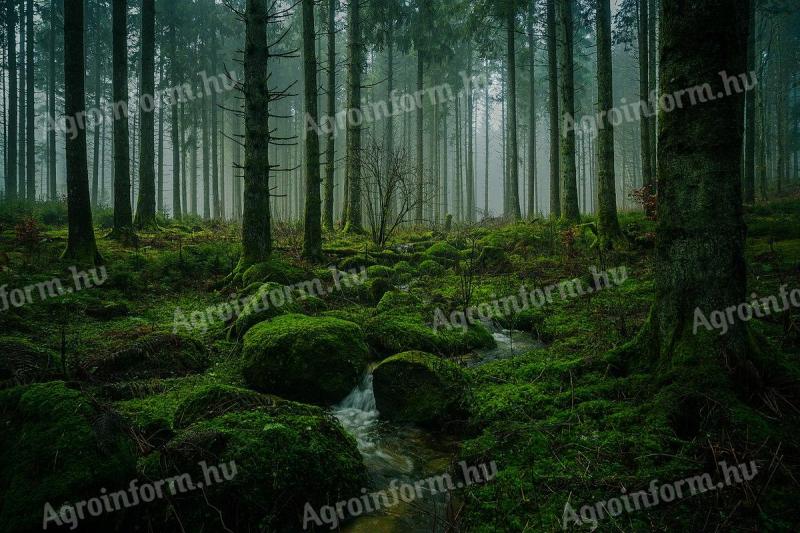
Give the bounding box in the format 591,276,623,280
332,328,541,531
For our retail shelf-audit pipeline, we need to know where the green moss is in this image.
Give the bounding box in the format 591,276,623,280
242,314,369,404
0,336,60,386
366,265,395,279
393,260,414,275
372,351,471,428
477,245,513,272
376,289,420,314
438,323,497,355
149,408,366,531
339,255,376,271
419,259,446,276
241,257,309,286
365,277,393,304
364,312,442,357
0,382,137,532
232,282,299,338
424,241,460,260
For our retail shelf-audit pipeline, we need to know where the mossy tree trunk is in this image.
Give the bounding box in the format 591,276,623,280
62,0,101,265
526,1,536,219
323,0,336,231
135,0,156,229
25,0,34,200
302,0,323,260
557,0,579,222
111,0,135,240
546,0,559,218
6,0,17,200
241,0,272,266
596,0,621,242
506,9,521,220
343,0,363,233
628,0,753,388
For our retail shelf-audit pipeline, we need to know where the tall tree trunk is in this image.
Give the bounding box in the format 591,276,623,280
91,25,101,207
135,0,156,228
527,2,536,219
596,0,621,242
557,0,579,221
241,0,272,265
466,43,475,222
157,58,164,213
621,0,753,386
484,60,489,216
62,0,101,264
202,94,210,218
506,9,521,219
211,32,220,218
742,0,756,204
49,0,57,200
302,0,322,260
323,0,335,230
169,9,181,218
6,0,17,200
638,0,653,190
25,0,34,200
112,0,134,239
18,0,25,199
415,53,424,224
100,113,106,203
343,0,362,233
547,0,560,217
191,107,198,215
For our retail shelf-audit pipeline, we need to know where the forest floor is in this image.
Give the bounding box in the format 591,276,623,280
0,197,799,532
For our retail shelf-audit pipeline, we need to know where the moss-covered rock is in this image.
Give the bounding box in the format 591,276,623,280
366,265,395,279
241,257,309,286
242,314,369,404
438,323,497,355
372,351,471,427
0,382,137,532
82,333,209,381
339,255,376,271
170,383,326,429
232,282,299,338
424,242,460,261
148,408,366,532
364,312,442,357
477,245,513,272
376,290,420,314
366,277,393,304
0,336,60,388
393,260,414,275
418,259,446,276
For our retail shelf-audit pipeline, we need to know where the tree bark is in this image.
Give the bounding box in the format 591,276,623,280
18,0,25,199
6,0,17,200
157,58,164,213
506,8,522,220
343,0,363,233
527,2,536,219
302,0,323,260
596,0,621,241
323,0,336,230
91,16,102,207
546,0,560,217
62,0,101,264
638,0,653,189
557,0,579,221
112,0,134,238
742,0,756,204
48,0,57,200
135,0,156,228
169,8,181,218
25,0,34,200
241,0,272,265
415,53,424,224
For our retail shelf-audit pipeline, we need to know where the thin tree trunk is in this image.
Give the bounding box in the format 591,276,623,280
135,0,156,228
596,0,621,241
343,0,362,232
484,60,489,216
547,0,560,217
112,0,134,238
466,43,475,222
527,2,536,218
506,9,521,219
638,0,653,190
241,0,272,265
157,58,164,213
211,32,220,218
169,8,182,218
91,26,102,207
25,0,34,200
323,0,336,230
18,0,25,198
62,0,101,264
6,0,17,200
415,53,424,224
557,0,579,221
302,0,322,259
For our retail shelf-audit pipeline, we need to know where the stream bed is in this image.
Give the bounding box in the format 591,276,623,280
332,325,541,531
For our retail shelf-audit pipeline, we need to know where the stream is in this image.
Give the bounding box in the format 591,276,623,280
332,324,541,531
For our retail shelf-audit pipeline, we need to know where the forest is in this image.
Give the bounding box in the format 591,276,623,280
0,0,799,531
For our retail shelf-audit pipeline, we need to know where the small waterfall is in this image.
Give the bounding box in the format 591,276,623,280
334,371,414,474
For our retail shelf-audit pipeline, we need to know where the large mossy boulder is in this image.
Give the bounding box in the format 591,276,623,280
372,351,471,428
424,242,460,261
376,290,420,314
438,323,497,356
364,312,442,357
241,257,309,286
232,282,299,338
0,382,137,532
0,336,60,388
146,407,366,532
81,333,209,381
242,314,368,404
